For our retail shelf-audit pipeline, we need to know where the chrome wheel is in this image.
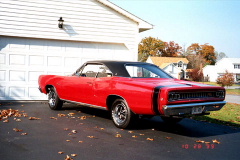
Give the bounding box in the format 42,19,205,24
112,102,128,125
47,87,63,110
111,99,136,129
48,90,56,107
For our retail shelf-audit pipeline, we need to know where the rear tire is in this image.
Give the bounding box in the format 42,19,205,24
48,87,63,110
111,99,136,129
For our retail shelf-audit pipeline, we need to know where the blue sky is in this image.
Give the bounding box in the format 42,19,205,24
110,0,240,58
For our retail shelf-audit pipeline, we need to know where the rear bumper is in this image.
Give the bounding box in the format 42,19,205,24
163,101,226,116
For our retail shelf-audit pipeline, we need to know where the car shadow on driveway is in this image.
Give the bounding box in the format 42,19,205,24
62,103,240,138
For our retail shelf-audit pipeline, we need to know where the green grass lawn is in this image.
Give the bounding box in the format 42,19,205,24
226,89,240,95
192,103,240,127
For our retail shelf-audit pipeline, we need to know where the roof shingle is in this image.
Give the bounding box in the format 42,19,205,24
149,57,189,66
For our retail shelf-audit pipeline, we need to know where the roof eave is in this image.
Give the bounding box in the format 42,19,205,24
97,0,153,32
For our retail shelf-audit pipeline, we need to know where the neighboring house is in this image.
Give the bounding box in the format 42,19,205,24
146,57,189,79
203,58,240,82
0,0,153,100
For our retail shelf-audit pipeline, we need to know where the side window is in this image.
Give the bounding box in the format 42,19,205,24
81,64,101,77
126,65,160,78
75,64,112,78
97,66,112,78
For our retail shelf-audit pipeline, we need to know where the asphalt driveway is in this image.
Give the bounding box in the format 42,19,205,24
1,102,240,160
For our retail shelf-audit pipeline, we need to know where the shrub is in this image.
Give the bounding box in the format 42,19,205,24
216,70,234,87
189,68,203,81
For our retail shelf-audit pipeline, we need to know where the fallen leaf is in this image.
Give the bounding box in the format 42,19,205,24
64,128,69,131
100,128,105,130
3,119,9,123
139,134,145,136
78,141,83,143
132,135,138,138
71,154,77,157
79,116,87,120
205,141,211,144
87,136,95,138
196,140,205,143
68,113,75,116
29,117,41,120
166,137,172,139
58,151,64,154
50,117,57,120
65,155,73,160
146,138,154,141
115,134,122,138
13,128,23,132
66,140,71,142
128,131,134,133
71,130,77,134
15,119,21,122
21,133,28,135
58,114,66,117
212,139,220,144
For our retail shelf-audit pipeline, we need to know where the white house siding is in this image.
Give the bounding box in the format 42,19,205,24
0,0,139,55
203,58,240,82
0,36,131,100
163,64,179,79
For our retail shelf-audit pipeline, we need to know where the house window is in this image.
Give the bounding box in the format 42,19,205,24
178,61,183,68
234,64,240,69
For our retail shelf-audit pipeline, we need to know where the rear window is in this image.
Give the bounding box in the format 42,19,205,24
125,64,172,78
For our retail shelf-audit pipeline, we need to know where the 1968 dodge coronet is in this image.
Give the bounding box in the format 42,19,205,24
38,60,226,128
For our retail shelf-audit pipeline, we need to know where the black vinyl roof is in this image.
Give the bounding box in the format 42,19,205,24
84,60,156,77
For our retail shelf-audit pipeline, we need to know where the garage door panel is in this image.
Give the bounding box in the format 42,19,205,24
47,56,62,66
29,55,44,66
29,87,43,98
0,71,6,81
0,53,6,64
9,54,26,65
9,71,26,81
0,87,6,97
9,87,26,97
29,71,44,82
64,57,81,68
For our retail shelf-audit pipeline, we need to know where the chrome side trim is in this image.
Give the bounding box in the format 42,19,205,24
61,99,108,111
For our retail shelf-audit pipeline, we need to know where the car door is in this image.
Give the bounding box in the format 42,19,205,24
64,63,104,104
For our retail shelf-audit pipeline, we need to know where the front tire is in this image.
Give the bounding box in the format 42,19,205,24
111,99,136,129
48,87,63,110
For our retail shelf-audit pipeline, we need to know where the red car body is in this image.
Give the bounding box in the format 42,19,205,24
38,61,226,128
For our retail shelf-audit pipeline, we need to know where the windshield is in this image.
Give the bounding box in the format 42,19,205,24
125,64,173,78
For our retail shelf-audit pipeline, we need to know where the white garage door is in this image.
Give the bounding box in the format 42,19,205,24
0,36,132,100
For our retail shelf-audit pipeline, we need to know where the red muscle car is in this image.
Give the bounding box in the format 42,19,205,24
38,60,226,128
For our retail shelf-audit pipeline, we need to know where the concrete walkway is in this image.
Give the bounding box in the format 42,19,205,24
225,94,240,104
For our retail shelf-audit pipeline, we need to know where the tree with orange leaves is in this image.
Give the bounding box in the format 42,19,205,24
138,37,165,62
160,41,183,57
187,43,216,69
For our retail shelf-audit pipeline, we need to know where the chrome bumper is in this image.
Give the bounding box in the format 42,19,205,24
163,101,226,116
